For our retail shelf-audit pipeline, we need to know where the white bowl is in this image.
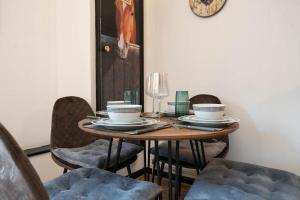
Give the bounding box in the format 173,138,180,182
107,101,131,106
167,102,176,112
107,105,142,123
193,104,225,120
167,101,190,113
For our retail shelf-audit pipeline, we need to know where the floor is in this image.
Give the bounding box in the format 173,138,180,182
139,176,191,200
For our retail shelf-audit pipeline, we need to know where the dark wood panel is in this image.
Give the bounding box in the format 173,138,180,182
100,35,141,108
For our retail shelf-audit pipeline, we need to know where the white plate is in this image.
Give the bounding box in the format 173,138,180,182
178,115,239,128
185,115,232,122
91,118,158,131
95,118,144,125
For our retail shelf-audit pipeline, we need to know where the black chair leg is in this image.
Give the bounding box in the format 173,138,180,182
127,165,132,177
179,166,182,196
63,168,68,174
160,161,165,173
151,158,156,182
159,192,163,200
155,192,163,200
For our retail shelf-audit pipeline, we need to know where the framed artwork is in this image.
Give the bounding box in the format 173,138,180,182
96,0,144,110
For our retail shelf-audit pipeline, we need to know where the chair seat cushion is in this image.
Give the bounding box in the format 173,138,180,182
52,139,143,168
185,159,300,200
45,168,161,200
151,140,226,165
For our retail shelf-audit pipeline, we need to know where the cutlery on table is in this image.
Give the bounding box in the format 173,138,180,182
86,115,100,120
172,124,224,132
126,122,171,135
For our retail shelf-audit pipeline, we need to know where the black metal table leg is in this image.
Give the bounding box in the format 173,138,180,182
154,140,161,185
189,140,200,174
175,141,180,200
113,139,123,173
194,140,203,170
147,140,151,181
168,141,173,200
143,141,147,180
200,140,207,168
104,138,113,170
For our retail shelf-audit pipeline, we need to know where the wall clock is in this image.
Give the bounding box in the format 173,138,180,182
189,0,226,17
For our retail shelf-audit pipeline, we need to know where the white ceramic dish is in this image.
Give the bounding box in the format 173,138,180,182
178,115,239,128
107,101,131,106
193,104,225,120
95,110,109,117
167,102,176,112
100,118,144,125
107,105,142,123
162,109,194,117
167,101,190,113
184,115,231,122
91,118,157,131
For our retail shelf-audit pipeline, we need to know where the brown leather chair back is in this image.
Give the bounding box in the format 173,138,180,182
189,94,221,108
51,96,97,149
0,123,49,200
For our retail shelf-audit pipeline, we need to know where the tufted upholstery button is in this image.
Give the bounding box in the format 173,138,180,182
52,139,143,169
185,159,300,200
45,168,161,200
150,140,227,164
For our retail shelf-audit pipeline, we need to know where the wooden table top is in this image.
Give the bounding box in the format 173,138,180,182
78,118,239,141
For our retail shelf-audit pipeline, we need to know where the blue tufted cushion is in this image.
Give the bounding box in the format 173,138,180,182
185,159,300,200
45,168,161,200
52,139,143,168
151,140,226,164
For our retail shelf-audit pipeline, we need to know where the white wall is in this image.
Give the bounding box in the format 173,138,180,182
56,0,96,106
0,0,57,148
144,0,300,174
0,0,95,148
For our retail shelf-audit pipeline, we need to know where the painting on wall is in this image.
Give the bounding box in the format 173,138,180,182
96,0,144,109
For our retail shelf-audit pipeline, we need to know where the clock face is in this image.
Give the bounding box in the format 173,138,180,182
189,0,226,17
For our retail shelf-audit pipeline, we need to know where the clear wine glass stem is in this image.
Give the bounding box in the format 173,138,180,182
152,97,155,113
158,99,161,122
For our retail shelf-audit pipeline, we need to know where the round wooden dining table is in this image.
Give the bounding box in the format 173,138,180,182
78,117,239,200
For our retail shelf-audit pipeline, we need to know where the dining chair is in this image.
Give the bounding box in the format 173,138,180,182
51,96,143,174
0,123,162,200
150,94,228,193
185,159,300,200
189,94,229,159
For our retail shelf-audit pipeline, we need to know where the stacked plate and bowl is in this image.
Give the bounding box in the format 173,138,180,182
178,104,239,128
92,103,158,131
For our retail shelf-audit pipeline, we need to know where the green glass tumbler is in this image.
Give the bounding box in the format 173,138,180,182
124,90,140,105
175,91,189,117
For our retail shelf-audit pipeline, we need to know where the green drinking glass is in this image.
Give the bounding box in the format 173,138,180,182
124,90,140,105
175,91,189,117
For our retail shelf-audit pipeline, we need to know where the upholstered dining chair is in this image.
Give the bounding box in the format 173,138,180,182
151,94,228,193
0,123,162,200
51,96,143,174
185,159,300,200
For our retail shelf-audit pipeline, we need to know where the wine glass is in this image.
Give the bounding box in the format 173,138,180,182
152,72,169,120
145,74,156,116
